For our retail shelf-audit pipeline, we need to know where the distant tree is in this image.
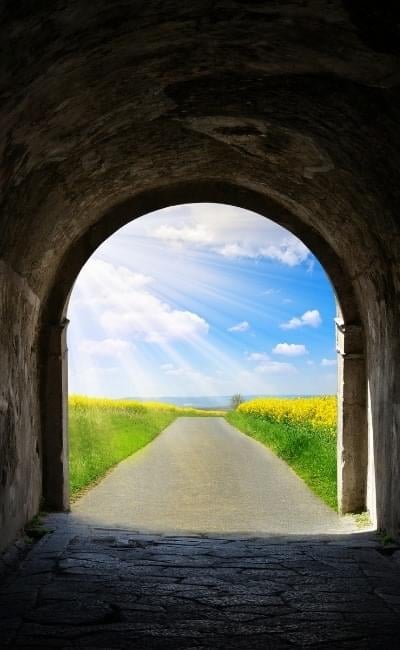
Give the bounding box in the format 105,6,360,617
231,393,244,410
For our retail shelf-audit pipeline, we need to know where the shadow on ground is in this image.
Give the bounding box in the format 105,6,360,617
1,512,400,648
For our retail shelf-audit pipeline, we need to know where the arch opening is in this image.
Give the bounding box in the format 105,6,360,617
39,184,371,525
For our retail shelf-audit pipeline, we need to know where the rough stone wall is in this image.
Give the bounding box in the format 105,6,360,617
0,0,399,547
0,262,41,549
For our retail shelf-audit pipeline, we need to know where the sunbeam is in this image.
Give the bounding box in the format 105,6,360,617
67,203,336,400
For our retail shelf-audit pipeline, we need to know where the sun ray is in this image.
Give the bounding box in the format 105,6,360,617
68,203,336,400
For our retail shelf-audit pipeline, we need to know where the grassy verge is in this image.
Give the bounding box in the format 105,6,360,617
69,395,220,499
226,410,337,509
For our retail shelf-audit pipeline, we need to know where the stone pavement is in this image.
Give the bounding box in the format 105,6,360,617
1,514,400,648
72,418,355,535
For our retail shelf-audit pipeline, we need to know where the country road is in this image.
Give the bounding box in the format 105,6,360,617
72,417,355,535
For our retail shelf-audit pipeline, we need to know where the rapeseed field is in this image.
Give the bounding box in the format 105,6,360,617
69,395,219,498
228,396,337,509
237,396,336,432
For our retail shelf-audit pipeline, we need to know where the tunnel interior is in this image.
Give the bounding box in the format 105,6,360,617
0,0,400,551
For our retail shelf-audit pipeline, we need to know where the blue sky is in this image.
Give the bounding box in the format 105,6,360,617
67,204,337,397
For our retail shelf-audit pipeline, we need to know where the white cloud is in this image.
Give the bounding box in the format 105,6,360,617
147,204,312,267
307,360,315,366
216,243,248,258
247,351,297,375
78,338,135,357
211,239,309,266
74,259,209,344
247,352,269,362
321,358,336,367
102,307,208,343
301,310,322,327
161,363,174,371
272,343,308,356
280,309,322,330
281,317,303,330
228,321,250,333
158,363,217,386
260,240,309,267
153,223,214,247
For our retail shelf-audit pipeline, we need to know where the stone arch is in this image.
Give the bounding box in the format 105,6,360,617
39,180,369,518
2,0,400,551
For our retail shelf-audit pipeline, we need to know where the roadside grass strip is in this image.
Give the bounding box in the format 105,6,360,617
69,395,221,498
227,396,337,509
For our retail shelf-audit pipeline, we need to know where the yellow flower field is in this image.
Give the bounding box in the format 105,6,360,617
237,396,336,433
68,394,223,497
229,395,338,507
69,394,222,417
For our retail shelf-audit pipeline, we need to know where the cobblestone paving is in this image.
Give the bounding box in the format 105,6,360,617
1,516,400,648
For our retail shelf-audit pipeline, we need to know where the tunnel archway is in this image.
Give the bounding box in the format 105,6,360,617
2,0,400,552
39,180,369,520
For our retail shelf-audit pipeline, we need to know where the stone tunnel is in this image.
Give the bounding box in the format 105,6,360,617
0,0,400,552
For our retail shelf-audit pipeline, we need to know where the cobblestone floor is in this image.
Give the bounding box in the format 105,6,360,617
1,515,400,648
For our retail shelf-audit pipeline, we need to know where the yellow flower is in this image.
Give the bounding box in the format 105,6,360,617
237,396,336,432
68,394,220,417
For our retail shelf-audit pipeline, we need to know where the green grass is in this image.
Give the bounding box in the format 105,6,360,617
354,511,372,529
69,408,173,498
226,410,337,509
69,396,220,499
69,394,337,510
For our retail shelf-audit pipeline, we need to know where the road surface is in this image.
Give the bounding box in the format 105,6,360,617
72,417,355,535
